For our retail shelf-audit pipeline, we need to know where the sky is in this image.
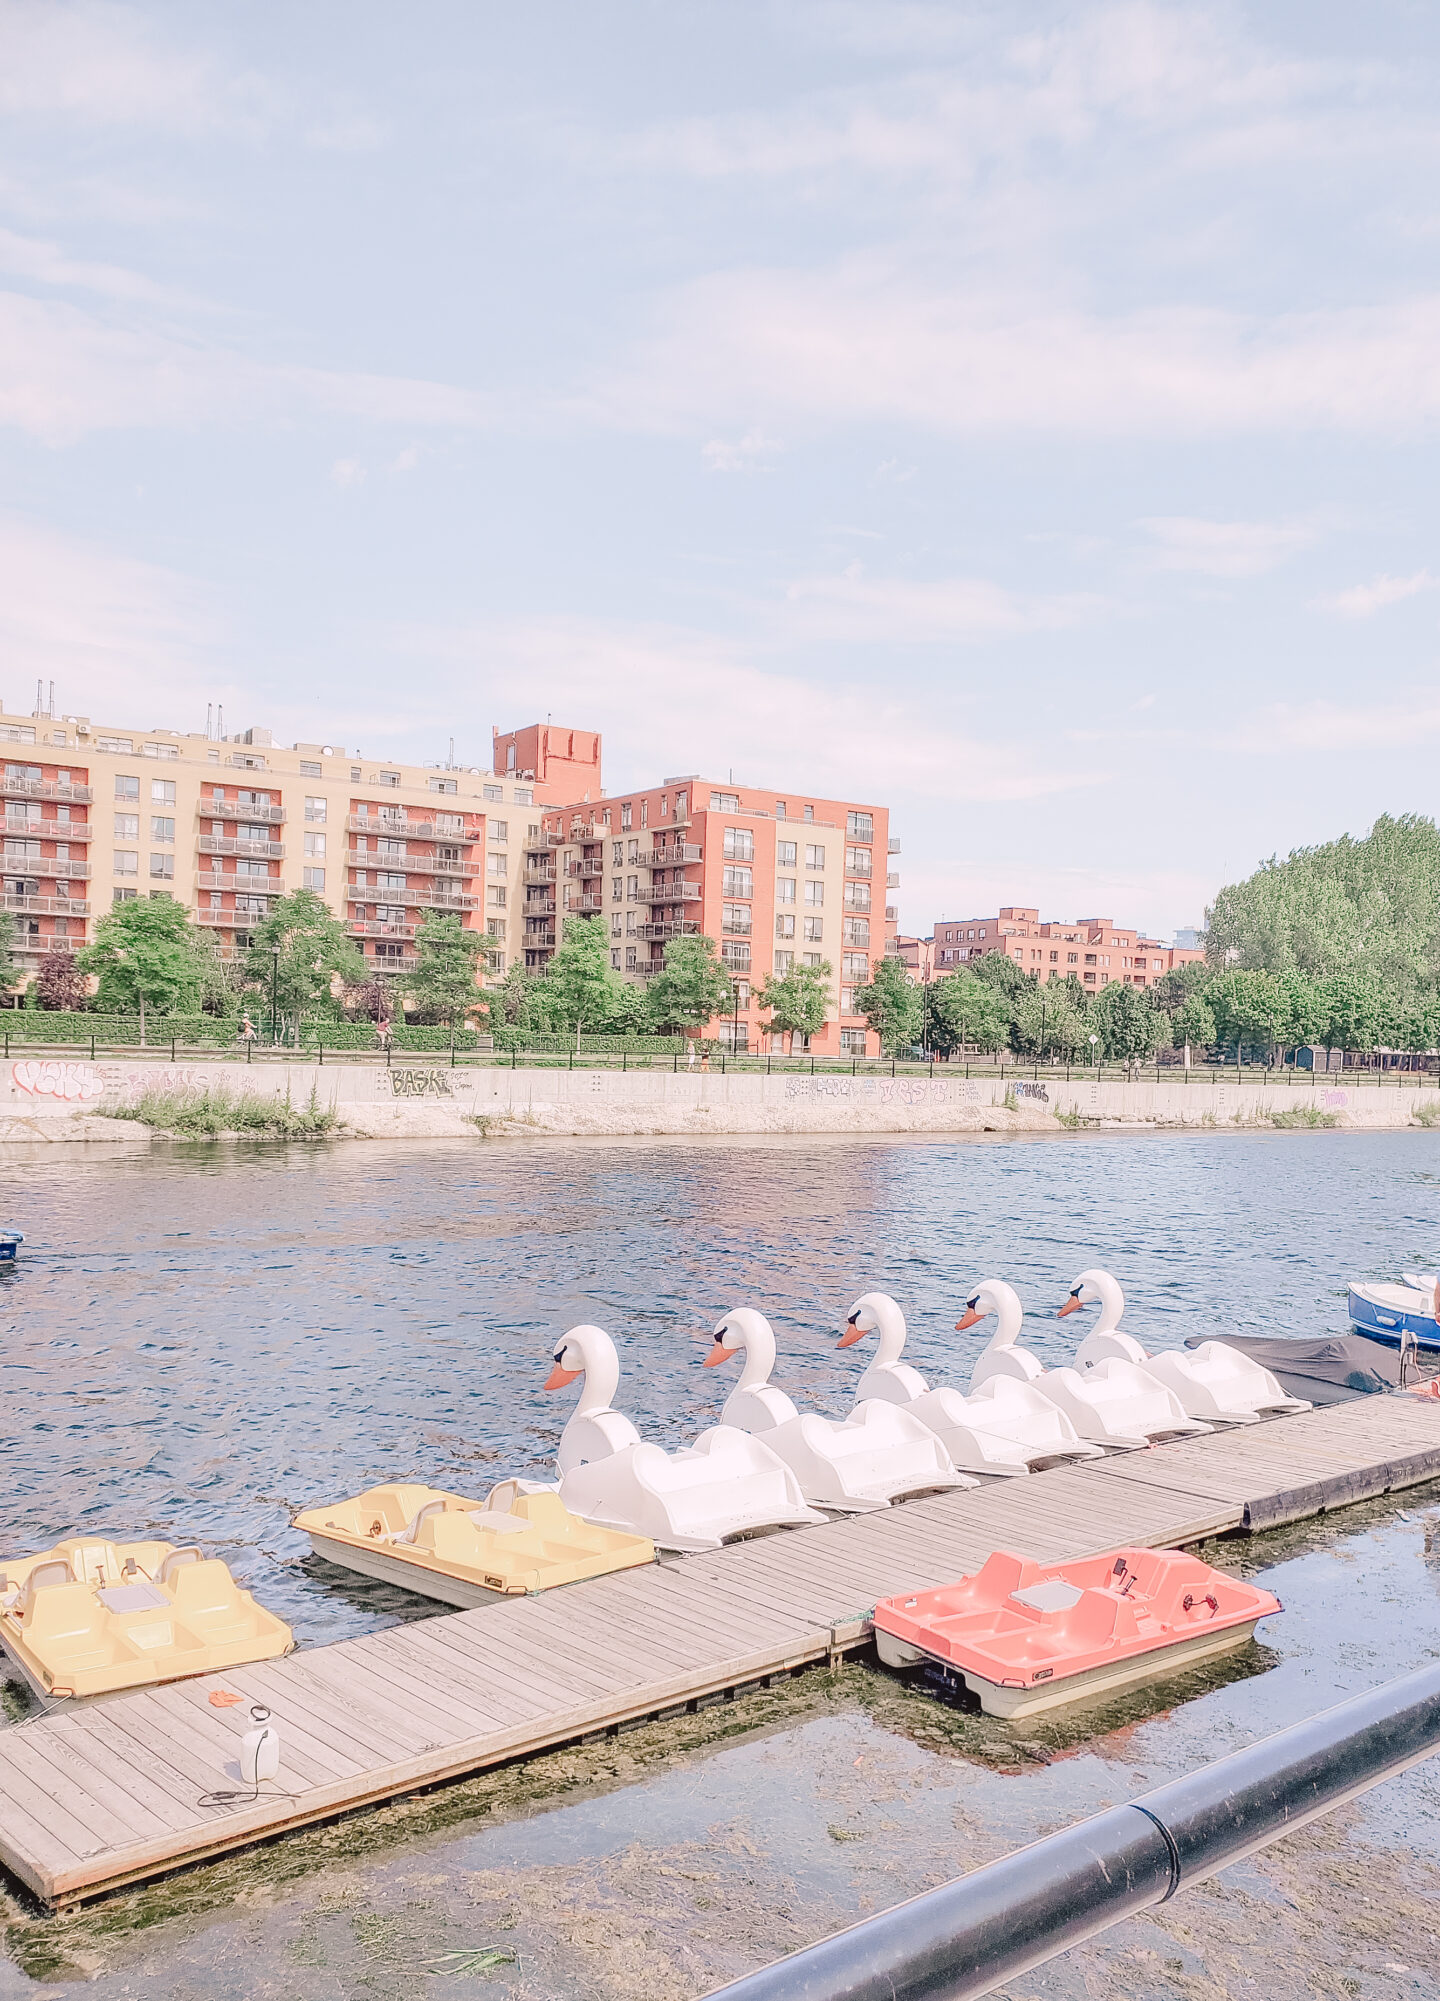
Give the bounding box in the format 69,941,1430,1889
2,0,1438,940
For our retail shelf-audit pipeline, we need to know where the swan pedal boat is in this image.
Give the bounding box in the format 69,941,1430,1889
1063,1268,1311,1421
840,1292,1102,1476
294,1482,654,1606
873,1546,1281,1719
1348,1280,1440,1354
0,1537,293,1704
962,1279,1211,1449
548,1324,827,1552
708,1307,975,1511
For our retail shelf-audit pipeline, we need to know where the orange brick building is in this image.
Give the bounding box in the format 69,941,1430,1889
929,907,1203,991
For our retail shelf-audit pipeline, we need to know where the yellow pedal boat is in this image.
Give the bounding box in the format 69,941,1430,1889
0,1537,294,1703
294,1480,655,1606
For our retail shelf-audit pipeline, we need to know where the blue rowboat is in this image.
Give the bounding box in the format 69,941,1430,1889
0,1232,22,1265
1348,1280,1440,1353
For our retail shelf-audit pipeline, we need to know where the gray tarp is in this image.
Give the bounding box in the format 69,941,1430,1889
1184,1332,1398,1403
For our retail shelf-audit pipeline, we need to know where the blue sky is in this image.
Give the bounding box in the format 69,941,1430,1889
2,1,1438,939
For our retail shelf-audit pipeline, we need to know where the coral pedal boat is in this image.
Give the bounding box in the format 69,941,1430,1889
873,1547,1281,1719
294,1481,655,1606
0,1537,293,1704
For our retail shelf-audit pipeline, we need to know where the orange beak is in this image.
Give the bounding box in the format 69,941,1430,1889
702,1342,734,1368
1057,1297,1081,1318
954,1308,983,1331
836,1321,867,1349
544,1362,582,1390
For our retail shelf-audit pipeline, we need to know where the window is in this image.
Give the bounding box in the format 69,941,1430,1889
489,820,508,844
710,791,739,812
143,741,178,759
775,801,787,819
806,845,824,870
626,838,639,863
350,766,362,781
481,852,504,876
239,790,272,810
626,874,638,900
304,832,326,858
611,948,621,970
840,986,854,1013
722,864,753,898
803,916,824,942
303,867,326,891
611,876,623,902
148,853,174,879
99,736,134,754
801,951,823,968
429,777,457,794
612,841,624,866
723,903,751,934
844,881,870,910
723,827,754,862
840,1027,868,1055
1049,950,1058,962
639,799,648,827
776,877,796,904
115,775,139,800
114,813,139,838
660,794,668,818
620,803,632,831
846,811,873,841
843,917,871,946
804,879,824,908
775,912,796,939
1084,970,1097,984
297,760,322,778
150,816,175,843
113,886,138,904
773,949,794,974
625,945,637,970
377,837,405,857
236,858,271,879
149,779,176,805
845,846,872,876
377,872,407,892
720,939,751,969
487,885,507,908
380,771,401,788
1084,953,1097,965
776,840,797,867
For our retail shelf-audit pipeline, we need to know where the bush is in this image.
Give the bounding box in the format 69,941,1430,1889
0,1013,240,1046
1270,1105,1339,1129
103,1083,340,1137
489,1028,686,1055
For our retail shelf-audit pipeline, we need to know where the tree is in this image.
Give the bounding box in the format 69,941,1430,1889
853,957,922,1055
246,888,364,1040
541,914,625,1045
1205,970,1290,1061
0,911,17,999
1173,990,1217,1056
757,959,832,1053
601,979,655,1036
37,950,88,1011
1318,971,1390,1061
1009,983,1089,1060
79,897,213,1041
971,949,1031,1001
1090,981,1168,1068
927,971,1011,1058
1150,961,1211,1018
405,913,493,1029
646,934,734,1037
492,960,540,1027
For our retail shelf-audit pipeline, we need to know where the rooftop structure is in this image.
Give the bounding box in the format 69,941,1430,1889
928,907,1204,991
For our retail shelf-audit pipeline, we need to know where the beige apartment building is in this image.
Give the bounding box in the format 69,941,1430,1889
0,704,600,981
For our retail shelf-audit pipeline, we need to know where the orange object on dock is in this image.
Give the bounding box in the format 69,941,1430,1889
873,1547,1281,1718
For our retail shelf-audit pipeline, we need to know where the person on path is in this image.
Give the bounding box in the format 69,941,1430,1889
238,1013,256,1043
686,1041,696,1070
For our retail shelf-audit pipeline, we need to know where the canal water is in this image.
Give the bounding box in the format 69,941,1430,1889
2,1130,1440,1997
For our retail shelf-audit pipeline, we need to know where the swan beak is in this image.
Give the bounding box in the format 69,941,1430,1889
543,1362,582,1390
702,1343,734,1368
836,1321,867,1349
1056,1298,1082,1318
954,1308,983,1331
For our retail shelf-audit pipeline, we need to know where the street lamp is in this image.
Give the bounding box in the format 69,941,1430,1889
1089,1030,1099,1076
732,976,743,1057
270,948,280,1046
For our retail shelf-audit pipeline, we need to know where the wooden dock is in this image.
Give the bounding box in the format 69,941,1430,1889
4,1392,1440,1911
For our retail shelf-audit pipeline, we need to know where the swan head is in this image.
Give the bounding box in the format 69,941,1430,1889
704,1306,773,1369
1057,1268,1123,1320
837,1291,903,1350
544,1323,614,1390
955,1279,1024,1341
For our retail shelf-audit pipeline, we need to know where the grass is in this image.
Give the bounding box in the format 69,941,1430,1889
102,1082,341,1138
1413,1100,1440,1128
1001,1086,1019,1111
1270,1105,1339,1130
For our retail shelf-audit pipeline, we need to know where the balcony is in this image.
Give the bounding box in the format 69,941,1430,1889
636,919,700,941
194,870,277,893
2,856,92,880
887,872,900,888
636,842,702,868
199,801,285,825
200,836,286,860
558,822,603,844
415,889,479,911
346,814,474,842
633,881,701,904
1,777,92,804
523,862,557,884
888,838,901,854
524,895,557,915
349,919,418,940
2,816,88,841
722,918,753,936
348,848,474,878
566,892,605,914
2,893,90,916
630,961,666,977
566,857,604,878
198,906,274,928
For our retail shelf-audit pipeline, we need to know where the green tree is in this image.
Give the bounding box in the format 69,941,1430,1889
246,888,364,1041
541,914,625,1045
854,956,922,1055
492,960,537,1026
1009,983,1089,1060
601,979,655,1037
646,934,734,1037
1277,969,1327,1051
78,897,213,1041
927,971,1011,1058
1398,989,1440,1055
971,949,1031,1000
757,958,832,1053
1150,961,1211,1018
0,910,20,998
1091,981,1168,1068
1318,971,1390,1059
405,913,493,1028
1173,990,1217,1055
1206,969,1290,1060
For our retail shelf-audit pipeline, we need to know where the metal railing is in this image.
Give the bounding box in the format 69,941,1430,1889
0,778,92,804
198,801,284,824
703,1662,1440,2001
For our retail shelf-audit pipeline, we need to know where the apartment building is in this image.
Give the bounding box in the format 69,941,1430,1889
524,776,897,1055
928,907,1204,990
0,704,597,980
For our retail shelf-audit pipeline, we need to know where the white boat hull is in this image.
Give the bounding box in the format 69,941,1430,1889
304,1531,515,1608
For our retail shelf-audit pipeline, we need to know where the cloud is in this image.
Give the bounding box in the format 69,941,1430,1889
0,225,213,310
0,514,223,719
0,0,273,135
330,458,366,488
1140,514,1317,576
701,429,779,472
1317,569,1435,618
781,568,1107,642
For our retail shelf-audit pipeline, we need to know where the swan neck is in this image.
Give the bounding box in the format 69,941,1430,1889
986,1289,1024,1349
574,1341,619,1416
733,1321,776,1392
873,1306,906,1369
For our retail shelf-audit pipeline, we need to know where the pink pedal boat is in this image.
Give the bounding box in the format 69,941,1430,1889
873,1547,1281,1718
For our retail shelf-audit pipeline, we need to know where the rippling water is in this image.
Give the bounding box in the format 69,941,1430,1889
3,1130,1438,1660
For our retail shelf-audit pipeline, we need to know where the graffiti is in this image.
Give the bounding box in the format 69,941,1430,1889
1321,1089,1350,1108
1015,1081,1051,1104
382,1068,456,1098
12,1059,104,1103
784,1077,856,1100
877,1081,931,1105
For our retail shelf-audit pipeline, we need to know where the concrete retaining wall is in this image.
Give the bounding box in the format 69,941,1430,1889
2,1053,1436,1140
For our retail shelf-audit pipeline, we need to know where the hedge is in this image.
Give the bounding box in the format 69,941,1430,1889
0,1013,240,1047
489,1029,687,1054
